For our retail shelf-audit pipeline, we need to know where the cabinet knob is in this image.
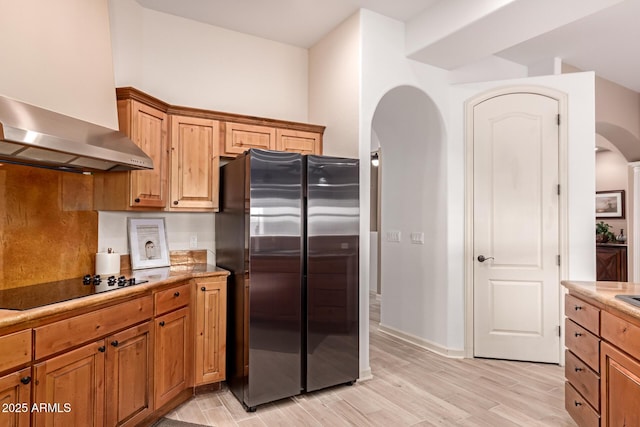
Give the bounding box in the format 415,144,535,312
111,340,119,347
201,287,206,292
173,201,179,205
574,367,583,372
159,321,165,327
574,401,582,407
574,305,582,311
574,332,583,337
174,291,180,297
98,346,106,352
20,376,31,385
134,198,141,203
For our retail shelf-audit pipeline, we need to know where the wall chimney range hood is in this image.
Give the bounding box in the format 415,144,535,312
0,95,153,173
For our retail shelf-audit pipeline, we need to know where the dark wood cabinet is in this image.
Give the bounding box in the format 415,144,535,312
596,244,627,281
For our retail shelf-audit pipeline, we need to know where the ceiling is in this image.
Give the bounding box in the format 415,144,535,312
136,0,640,92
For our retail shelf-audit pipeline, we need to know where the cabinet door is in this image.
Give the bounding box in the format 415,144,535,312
169,116,220,211
0,367,31,427
601,341,640,426
33,340,105,427
596,245,627,281
275,129,322,154
105,323,153,427
194,278,227,385
223,122,275,156
126,100,169,208
154,307,190,408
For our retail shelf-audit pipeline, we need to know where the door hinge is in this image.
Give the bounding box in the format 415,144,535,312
556,255,561,266
557,184,560,195
557,325,561,337
557,114,560,125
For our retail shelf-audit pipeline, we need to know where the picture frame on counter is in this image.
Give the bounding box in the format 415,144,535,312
127,217,170,270
596,190,625,219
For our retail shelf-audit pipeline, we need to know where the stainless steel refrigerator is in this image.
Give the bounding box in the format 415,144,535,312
216,149,359,411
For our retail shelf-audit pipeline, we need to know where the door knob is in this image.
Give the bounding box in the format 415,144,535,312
477,255,494,262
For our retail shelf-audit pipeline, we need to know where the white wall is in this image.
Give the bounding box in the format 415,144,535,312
109,0,309,123
0,0,118,129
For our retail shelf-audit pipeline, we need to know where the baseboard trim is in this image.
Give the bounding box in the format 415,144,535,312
378,324,465,359
358,367,373,381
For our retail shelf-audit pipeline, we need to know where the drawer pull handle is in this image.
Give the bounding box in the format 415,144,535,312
174,291,180,297
98,346,106,353
201,287,206,292
111,340,119,347
20,376,31,385
574,401,582,407
159,321,165,327
574,332,583,337
575,367,583,372
574,305,583,311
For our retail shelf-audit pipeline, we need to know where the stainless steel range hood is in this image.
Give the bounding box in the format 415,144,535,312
0,95,153,173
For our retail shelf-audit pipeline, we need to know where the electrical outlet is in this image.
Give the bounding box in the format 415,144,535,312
189,235,198,249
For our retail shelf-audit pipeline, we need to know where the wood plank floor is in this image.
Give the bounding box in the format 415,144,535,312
166,295,576,426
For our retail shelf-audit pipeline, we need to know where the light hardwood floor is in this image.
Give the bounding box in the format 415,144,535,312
165,295,576,426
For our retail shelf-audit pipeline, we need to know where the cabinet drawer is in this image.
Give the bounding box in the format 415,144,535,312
566,293,600,335
35,296,153,359
0,330,32,373
565,318,600,372
566,382,600,427
565,350,600,411
155,283,191,316
601,310,640,358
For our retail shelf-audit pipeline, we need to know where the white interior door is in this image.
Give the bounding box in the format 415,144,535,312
473,92,560,363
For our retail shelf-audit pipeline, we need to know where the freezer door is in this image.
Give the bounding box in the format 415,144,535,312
247,149,304,407
305,155,359,392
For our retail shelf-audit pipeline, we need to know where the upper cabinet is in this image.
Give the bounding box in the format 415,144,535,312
170,116,220,211
94,87,325,212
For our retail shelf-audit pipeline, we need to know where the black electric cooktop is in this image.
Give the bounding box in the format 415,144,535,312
0,274,149,311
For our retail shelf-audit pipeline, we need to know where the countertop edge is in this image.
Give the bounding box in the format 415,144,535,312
0,265,229,330
562,280,640,320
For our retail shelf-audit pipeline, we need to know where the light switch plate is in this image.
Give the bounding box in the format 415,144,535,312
410,232,424,244
189,235,198,249
387,231,401,242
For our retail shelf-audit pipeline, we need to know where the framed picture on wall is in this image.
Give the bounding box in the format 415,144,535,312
127,217,170,270
596,190,625,219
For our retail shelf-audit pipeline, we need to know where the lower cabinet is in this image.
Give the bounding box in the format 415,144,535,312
194,277,227,385
154,307,190,408
601,342,640,427
105,322,153,427
0,367,32,427
33,340,106,427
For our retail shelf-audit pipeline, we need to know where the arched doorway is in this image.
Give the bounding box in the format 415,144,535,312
370,85,452,355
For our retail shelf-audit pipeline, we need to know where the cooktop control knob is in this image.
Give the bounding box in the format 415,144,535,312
93,275,101,285
107,276,116,286
83,274,92,285
117,276,127,287
128,277,137,286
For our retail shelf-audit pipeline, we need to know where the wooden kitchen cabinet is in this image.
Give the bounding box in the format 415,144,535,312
601,342,640,426
193,277,227,385
94,91,169,210
564,293,601,425
105,322,153,427
0,367,32,427
33,340,106,427
223,122,276,156
154,307,190,409
596,244,627,282
169,115,220,211
275,128,322,154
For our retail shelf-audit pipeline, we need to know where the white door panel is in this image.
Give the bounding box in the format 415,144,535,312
473,93,560,363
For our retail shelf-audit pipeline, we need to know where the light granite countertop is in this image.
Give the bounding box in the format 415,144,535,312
562,280,640,320
0,264,229,330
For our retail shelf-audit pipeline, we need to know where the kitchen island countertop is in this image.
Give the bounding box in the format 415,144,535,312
0,264,228,331
562,280,640,320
